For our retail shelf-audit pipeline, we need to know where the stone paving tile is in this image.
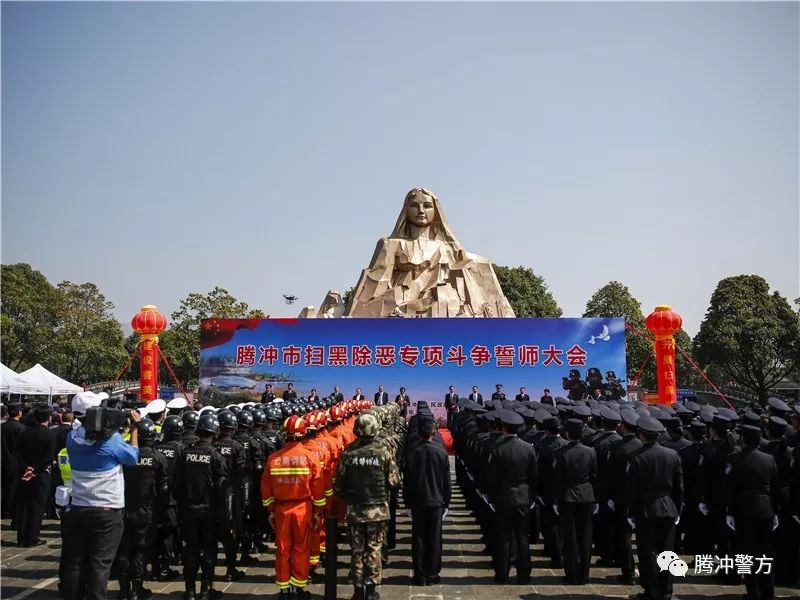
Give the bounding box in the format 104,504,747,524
2,475,800,600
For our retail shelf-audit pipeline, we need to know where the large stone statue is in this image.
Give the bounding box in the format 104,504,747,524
345,188,514,317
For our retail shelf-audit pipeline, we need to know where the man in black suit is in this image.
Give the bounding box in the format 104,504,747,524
554,418,598,585
404,418,451,586
374,385,389,406
515,387,530,403
627,417,683,600
1,404,26,518
281,382,298,401
444,386,459,429
331,386,344,403
540,389,553,404
491,384,506,402
352,388,365,401
468,386,483,406
15,404,57,547
395,387,410,417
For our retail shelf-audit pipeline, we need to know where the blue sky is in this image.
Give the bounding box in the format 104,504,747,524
2,2,798,336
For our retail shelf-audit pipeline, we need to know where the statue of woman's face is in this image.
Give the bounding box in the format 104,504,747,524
406,192,435,228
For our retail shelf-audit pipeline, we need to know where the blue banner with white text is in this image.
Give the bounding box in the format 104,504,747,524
199,317,627,420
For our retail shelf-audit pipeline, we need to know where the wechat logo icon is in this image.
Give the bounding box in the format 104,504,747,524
657,551,688,577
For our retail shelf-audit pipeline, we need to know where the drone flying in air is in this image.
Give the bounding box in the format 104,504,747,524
283,294,298,305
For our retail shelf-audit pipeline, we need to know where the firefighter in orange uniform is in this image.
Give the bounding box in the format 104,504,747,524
261,415,325,599
303,412,333,570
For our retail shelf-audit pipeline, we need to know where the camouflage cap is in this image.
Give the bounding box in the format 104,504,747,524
355,412,381,438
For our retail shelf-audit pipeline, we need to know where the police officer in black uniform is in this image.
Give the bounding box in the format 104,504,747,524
725,422,780,600
181,411,200,447
762,416,794,585
251,407,274,552
626,416,683,600
554,418,598,585
535,410,567,568
153,415,184,580
679,419,712,557
562,370,587,401
592,407,622,567
487,410,537,584
701,413,738,581
233,409,258,565
607,409,642,584
117,419,169,600
176,414,227,600
214,410,247,582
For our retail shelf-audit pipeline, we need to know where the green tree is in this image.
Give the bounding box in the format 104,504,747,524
584,281,655,388
48,282,128,383
493,265,562,317
160,287,266,387
0,263,60,371
582,281,698,389
342,286,356,314
694,275,800,404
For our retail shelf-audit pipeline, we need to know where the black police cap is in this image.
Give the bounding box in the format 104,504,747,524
739,423,761,434
689,419,707,435
499,410,524,427
533,409,551,424
637,416,666,435
572,404,591,419
767,416,787,436
684,400,701,413
740,412,761,427
767,397,791,415
600,406,621,422
565,418,584,436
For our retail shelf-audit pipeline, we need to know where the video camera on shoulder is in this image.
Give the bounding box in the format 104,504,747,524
83,406,129,440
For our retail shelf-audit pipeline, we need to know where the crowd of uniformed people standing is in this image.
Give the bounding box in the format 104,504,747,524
4,382,800,600
42,392,411,600
452,391,800,600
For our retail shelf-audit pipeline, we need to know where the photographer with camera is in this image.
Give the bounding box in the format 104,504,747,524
60,392,141,600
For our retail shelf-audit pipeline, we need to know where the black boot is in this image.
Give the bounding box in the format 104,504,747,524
225,568,245,582
294,588,311,600
118,578,130,600
350,586,365,600
365,584,380,600
199,580,222,600
182,580,196,600
131,580,153,600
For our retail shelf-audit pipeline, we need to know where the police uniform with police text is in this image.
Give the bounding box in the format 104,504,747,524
175,436,227,598
117,424,169,599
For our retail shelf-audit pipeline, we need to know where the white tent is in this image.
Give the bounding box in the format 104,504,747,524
11,363,83,396
0,363,20,393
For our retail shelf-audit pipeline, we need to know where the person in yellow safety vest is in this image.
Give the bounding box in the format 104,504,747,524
57,447,72,487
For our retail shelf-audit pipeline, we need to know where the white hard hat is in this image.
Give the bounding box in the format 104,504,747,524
167,397,188,410
72,391,103,415
147,399,167,415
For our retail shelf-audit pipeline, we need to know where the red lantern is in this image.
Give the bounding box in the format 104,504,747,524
645,305,683,405
131,305,168,336
131,305,167,402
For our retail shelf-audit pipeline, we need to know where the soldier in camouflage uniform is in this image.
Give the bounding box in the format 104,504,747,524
335,412,401,600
